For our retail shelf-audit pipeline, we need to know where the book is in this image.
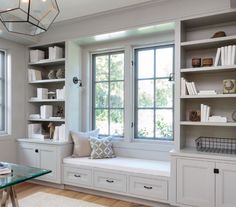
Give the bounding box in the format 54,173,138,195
221,47,225,66
40,105,53,119
181,78,186,96
191,82,197,95
214,47,221,66
28,124,42,138
232,45,236,65
225,46,228,65
228,45,232,65
37,88,48,99
200,104,210,122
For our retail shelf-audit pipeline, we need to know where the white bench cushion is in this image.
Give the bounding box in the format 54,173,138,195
63,157,170,177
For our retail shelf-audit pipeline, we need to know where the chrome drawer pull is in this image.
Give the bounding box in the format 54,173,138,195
74,174,81,178
144,186,153,190
106,179,114,183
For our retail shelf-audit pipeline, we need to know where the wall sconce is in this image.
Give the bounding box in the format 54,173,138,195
73,77,83,87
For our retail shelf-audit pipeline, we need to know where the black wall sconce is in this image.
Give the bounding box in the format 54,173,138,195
73,77,83,87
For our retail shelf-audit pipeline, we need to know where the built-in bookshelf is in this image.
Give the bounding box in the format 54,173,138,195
176,11,236,150
27,42,66,142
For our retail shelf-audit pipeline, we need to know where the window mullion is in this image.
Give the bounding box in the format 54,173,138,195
108,54,111,135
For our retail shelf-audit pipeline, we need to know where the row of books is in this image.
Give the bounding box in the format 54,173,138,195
30,49,45,63
200,104,210,122
215,45,236,66
181,78,197,95
53,124,66,142
30,87,65,100
28,69,42,81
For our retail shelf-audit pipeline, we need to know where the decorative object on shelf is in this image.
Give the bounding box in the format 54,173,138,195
189,110,201,122
202,58,213,67
73,77,83,87
211,31,226,38
56,106,64,117
223,79,236,94
196,136,236,154
48,91,56,99
48,123,55,139
232,111,236,122
192,58,201,67
56,68,65,79
48,70,56,79
0,0,60,36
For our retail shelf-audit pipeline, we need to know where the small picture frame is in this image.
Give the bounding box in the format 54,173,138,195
223,79,236,94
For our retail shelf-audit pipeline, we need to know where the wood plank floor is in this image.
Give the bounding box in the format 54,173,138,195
14,183,152,207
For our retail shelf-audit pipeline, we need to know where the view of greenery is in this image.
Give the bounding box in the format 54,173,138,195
94,53,124,136
93,46,174,140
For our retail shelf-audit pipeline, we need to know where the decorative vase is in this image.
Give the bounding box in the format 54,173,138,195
56,68,65,79
48,70,56,79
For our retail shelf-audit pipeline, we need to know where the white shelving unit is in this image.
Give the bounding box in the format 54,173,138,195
27,42,66,139
176,10,236,150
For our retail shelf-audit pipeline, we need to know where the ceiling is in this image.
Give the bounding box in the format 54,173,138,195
55,0,155,22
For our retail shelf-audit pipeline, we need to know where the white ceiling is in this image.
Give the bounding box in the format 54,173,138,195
55,0,155,22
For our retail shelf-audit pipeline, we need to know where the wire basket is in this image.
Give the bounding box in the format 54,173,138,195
195,137,236,154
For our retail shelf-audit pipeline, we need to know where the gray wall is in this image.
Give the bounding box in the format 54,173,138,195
0,39,27,162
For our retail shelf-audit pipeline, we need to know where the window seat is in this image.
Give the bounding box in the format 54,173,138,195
63,156,170,177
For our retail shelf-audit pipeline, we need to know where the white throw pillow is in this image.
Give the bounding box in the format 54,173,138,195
71,129,99,157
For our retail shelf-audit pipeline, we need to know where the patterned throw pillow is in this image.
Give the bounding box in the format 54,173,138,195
71,129,99,157
89,136,115,159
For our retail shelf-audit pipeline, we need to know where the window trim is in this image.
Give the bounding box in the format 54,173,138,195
0,49,7,135
133,44,175,141
92,50,125,137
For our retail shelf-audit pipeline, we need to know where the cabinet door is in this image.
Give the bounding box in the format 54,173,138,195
216,163,236,207
18,144,38,168
38,146,58,182
177,158,215,207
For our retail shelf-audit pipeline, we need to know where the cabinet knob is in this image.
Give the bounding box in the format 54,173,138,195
74,174,81,178
214,168,219,174
35,149,39,153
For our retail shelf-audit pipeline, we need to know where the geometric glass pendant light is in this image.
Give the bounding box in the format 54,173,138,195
0,0,59,36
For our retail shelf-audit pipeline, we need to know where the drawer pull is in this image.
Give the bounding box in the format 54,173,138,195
144,186,153,190
74,174,81,178
106,179,114,183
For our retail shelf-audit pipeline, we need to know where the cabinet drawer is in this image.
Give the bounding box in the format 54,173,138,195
94,170,127,193
64,166,92,187
129,176,168,201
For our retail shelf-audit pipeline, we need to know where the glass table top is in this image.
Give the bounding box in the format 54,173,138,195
0,162,51,189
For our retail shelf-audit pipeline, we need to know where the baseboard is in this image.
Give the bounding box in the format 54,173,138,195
28,180,65,189
65,185,170,207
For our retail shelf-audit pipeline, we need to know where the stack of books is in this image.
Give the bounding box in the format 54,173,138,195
201,104,211,122
37,88,48,99
29,49,45,63
214,45,236,66
209,116,227,123
49,46,63,60
28,69,42,82
56,86,65,99
181,78,197,95
53,124,66,141
198,90,217,95
0,163,11,175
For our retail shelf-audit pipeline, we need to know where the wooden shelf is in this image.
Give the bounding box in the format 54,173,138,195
180,121,236,127
181,65,236,73
29,118,65,122
29,79,65,84
28,58,65,66
181,35,236,50
29,99,65,103
181,94,236,99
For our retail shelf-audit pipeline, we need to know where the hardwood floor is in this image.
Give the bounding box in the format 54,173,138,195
14,183,151,207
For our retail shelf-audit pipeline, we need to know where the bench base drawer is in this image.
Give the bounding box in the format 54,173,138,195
64,166,92,187
94,170,127,193
129,176,168,201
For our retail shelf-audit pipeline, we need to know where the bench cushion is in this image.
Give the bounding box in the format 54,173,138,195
63,157,170,177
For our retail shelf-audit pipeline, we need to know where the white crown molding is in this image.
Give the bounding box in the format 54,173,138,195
52,0,168,27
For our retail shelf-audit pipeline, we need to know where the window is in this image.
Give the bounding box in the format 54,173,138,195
134,45,174,140
92,51,124,137
0,50,6,132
